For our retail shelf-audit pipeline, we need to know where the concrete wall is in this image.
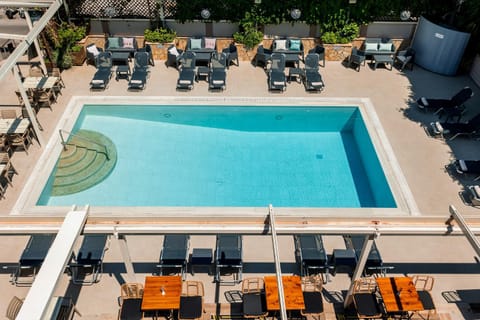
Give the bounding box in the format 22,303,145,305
264,22,319,38
365,21,417,39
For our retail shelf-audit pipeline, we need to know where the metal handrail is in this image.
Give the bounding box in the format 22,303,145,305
59,129,110,161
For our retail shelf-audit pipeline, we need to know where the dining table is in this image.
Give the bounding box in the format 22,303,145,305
141,275,182,314
23,76,59,90
0,118,31,135
264,275,305,311
376,277,424,315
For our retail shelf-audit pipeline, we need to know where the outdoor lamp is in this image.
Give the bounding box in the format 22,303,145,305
400,10,411,21
290,8,301,20
201,9,211,19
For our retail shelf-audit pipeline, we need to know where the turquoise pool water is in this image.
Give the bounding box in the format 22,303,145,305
37,105,396,207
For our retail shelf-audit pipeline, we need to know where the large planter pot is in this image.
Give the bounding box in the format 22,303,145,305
70,48,86,66
324,43,352,61
235,43,258,62
146,42,174,61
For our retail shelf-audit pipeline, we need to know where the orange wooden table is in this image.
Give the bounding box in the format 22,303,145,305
142,275,182,312
264,275,305,311
376,277,424,313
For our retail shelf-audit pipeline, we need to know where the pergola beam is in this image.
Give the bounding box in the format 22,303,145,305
16,206,88,320
0,1,54,7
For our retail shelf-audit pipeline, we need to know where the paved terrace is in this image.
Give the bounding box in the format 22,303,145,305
1,53,480,319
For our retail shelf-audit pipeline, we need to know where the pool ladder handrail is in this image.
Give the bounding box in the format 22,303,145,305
59,129,110,161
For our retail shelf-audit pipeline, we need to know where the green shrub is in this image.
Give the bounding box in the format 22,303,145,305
144,28,176,43
321,32,338,44
233,12,264,50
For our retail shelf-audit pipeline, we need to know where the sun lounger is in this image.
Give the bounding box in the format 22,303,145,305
454,159,480,181
428,112,480,140
215,234,243,284
176,51,197,91
70,234,110,285
90,52,113,90
303,53,325,92
209,52,227,91
268,53,287,92
417,86,473,115
157,235,190,280
11,234,55,286
128,51,150,90
344,235,392,276
294,234,328,278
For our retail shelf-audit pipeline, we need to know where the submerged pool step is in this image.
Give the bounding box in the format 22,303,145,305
51,130,117,196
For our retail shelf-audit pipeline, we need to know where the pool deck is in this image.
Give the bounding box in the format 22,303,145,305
1,55,480,319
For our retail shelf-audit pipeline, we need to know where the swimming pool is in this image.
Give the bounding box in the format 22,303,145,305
36,103,396,208
15,97,417,215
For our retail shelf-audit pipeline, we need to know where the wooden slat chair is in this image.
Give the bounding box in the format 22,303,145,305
352,277,383,319
301,275,324,320
179,281,204,320
412,275,436,320
242,277,267,319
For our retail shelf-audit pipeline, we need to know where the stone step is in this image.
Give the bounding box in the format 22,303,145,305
51,130,117,196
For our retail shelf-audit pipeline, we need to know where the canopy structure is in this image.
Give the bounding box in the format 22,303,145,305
0,0,66,146
3,204,480,319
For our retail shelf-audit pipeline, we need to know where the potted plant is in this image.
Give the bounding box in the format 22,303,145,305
144,28,176,60
233,12,264,51
49,22,87,68
320,10,359,61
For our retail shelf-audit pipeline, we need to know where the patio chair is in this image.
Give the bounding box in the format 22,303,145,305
34,88,56,110
70,234,110,285
128,51,150,91
0,135,11,158
48,67,65,95
11,234,55,286
394,47,415,71
137,43,155,66
176,51,197,91
90,52,113,90
348,46,366,71
301,275,324,320
294,234,328,279
222,43,239,69
7,125,32,154
412,275,436,320
179,281,204,320
86,43,104,66
467,185,480,206
242,277,268,319
417,86,474,115
268,53,287,92
209,52,227,91
157,234,190,280
453,159,480,181
303,53,325,92
5,296,23,320
308,45,326,67
120,282,144,300
215,234,243,284
428,112,480,140
0,152,17,186
352,277,383,319
118,298,143,320
118,283,144,320
254,45,272,69
344,235,391,276
167,44,184,69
